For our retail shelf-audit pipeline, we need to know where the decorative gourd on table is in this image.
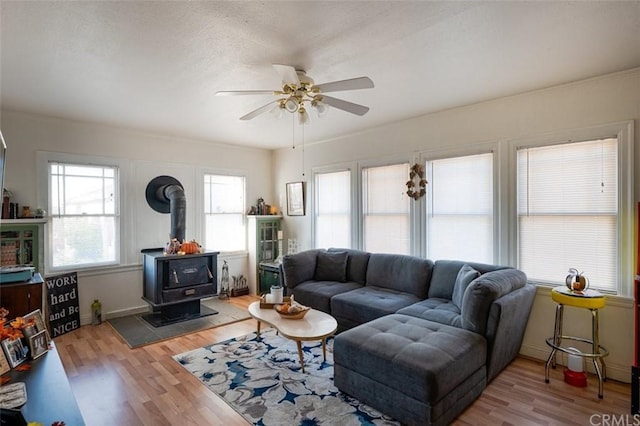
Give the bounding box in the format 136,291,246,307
181,240,200,254
565,268,589,292
165,238,181,255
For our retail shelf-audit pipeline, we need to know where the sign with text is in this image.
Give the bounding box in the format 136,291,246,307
45,272,80,338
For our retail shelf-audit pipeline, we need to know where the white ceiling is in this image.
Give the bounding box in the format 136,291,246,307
1,1,639,150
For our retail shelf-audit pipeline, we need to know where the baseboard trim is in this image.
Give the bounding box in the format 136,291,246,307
79,305,149,326
105,305,149,320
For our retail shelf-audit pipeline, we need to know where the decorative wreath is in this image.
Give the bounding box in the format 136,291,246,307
406,163,427,200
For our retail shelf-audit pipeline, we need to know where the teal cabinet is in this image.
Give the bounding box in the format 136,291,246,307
0,220,46,318
259,261,282,295
248,216,282,295
0,222,42,270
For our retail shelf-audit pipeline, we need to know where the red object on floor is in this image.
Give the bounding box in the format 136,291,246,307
564,368,587,387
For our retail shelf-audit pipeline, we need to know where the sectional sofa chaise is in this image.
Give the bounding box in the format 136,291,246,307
281,248,536,426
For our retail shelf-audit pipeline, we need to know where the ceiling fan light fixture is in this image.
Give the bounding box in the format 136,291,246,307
270,102,285,119
298,107,310,125
315,101,329,117
284,97,299,113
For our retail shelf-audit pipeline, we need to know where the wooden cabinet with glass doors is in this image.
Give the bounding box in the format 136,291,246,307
247,216,282,295
0,220,45,318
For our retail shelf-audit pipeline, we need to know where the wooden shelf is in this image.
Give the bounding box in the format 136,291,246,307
0,218,47,225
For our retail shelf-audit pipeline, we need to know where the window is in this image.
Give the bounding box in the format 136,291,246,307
517,138,618,292
426,153,493,263
204,174,246,252
362,163,410,254
49,162,119,270
315,170,351,249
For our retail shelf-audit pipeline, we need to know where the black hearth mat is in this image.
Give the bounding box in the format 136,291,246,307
107,297,251,348
141,304,218,328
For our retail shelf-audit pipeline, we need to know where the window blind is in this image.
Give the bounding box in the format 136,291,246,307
204,174,246,252
427,153,493,263
315,170,351,249
517,138,618,292
362,163,410,254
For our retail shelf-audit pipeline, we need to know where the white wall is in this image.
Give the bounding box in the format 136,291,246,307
0,110,274,321
1,68,637,382
273,68,640,382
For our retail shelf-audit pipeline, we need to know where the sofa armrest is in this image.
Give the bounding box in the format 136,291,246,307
460,269,528,335
281,249,324,290
484,283,536,381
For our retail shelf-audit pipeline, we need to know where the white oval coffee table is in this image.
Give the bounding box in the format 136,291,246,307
248,301,337,373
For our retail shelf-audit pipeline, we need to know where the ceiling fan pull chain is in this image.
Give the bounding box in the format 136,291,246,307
302,124,305,177
292,113,296,150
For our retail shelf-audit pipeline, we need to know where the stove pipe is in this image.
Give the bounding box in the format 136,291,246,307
162,184,186,242
145,176,186,242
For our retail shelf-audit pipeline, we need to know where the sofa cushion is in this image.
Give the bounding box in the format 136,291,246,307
292,280,362,314
331,286,421,326
334,314,487,405
396,298,462,328
461,268,528,335
452,264,481,308
428,260,507,300
314,251,348,282
281,249,325,289
328,248,370,284
365,253,433,299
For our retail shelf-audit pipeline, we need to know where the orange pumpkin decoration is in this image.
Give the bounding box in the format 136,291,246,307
181,240,199,254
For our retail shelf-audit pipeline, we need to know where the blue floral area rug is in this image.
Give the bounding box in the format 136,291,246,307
173,329,399,426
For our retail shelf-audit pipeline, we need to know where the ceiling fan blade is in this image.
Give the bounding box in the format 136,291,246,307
314,77,374,93
321,95,370,116
273,64,300,86
240,99,282,120
216,90,278,96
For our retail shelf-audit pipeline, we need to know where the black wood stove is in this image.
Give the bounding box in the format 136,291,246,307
141,248,218,326
141,176,220,327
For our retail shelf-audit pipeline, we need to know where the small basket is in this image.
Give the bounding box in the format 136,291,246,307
275,306,309,320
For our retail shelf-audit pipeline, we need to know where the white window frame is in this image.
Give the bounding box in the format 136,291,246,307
360,157,413,255
311,164,355,250
36,152,124,273
422,149,496,264
200,171,247,254
507,121,634,296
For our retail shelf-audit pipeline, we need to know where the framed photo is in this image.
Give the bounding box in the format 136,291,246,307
23,309,49,345
28,330,49,360
1,338,28,368
286,181,305,216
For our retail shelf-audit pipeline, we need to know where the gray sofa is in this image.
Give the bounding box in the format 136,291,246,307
281,248,535,426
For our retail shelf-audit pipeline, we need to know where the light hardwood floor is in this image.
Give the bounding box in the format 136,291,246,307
55,295,632,425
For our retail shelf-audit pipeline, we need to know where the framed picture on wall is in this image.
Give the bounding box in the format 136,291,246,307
286,181,305,216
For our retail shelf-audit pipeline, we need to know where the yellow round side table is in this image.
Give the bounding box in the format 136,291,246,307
545,286,608,398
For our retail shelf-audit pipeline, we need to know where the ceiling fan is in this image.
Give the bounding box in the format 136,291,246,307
216,64,374,124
